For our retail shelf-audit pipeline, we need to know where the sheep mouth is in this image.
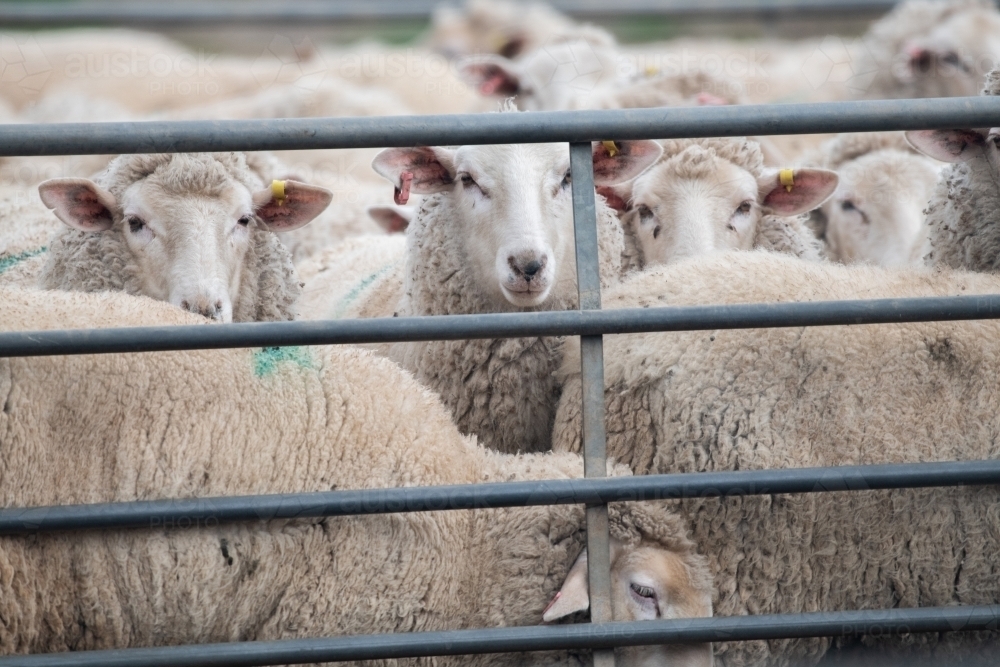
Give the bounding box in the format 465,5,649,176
501,282,552,307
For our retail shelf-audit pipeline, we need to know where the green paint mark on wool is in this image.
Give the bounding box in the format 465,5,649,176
0,247,46,275
331,262,394,319
253,346,315,378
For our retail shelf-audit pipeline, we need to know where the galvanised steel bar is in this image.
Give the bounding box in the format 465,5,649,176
0,0,902,27
1,97,1000,156
2,459,998,535
569,141,614,667
0,606,996,667
4,294,1000,358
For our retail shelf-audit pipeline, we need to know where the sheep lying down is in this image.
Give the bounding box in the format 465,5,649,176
35,152,333,322
0,287,712,667
554,252,1000,666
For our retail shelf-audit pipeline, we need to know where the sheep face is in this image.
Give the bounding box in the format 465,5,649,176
544,540,713,667
38,171,331,322
821,149,939,267
372,140,661,309
900,10,1000,98
620,146,837,266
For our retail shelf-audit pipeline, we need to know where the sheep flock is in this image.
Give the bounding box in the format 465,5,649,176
3,0,1000,665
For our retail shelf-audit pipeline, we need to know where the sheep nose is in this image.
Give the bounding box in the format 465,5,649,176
180,298,225,321
508,254,547,281
908,46,933,72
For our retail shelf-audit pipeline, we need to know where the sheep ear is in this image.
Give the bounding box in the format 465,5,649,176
596,183,633,213
367,204,414,233
371,147,456,200
905,129,987,163
759,168,838,216
253,180,332,232
38,178,116,232
592,140,663,186
542,550,590,622
457,56,523,97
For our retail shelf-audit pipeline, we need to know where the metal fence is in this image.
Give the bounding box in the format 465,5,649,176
0,0,904,26
1,97,1000,666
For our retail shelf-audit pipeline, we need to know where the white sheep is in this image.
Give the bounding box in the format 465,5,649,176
36,152,332,322
457,27,745,114
905,68,1000,271
0,286,713,667
0,187,60,288
426,0,578,60
552,251,1000,666
807,132,941,267
856,0,1000,99
369,136,663,454
599,138,834,271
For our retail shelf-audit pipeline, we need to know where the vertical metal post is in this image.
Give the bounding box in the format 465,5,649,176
569,141,615,667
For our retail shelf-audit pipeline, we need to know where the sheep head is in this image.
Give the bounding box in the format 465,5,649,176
372,140,661,309
608,142,837,267
38,156,331,323
544,538,713,667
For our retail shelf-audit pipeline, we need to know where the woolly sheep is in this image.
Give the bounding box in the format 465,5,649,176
458,28,745,115
0,287,713,667
369,138,662,454
856,0,1000,99
552,252,1000,666
36,152,332,322
905,69,1000,271
807,132,940,267
600,138,834,271
426,0,578,60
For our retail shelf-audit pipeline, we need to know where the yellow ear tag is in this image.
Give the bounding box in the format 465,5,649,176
603,140,619,158
644,64,660,76
779,168,795,193
271,179,287,206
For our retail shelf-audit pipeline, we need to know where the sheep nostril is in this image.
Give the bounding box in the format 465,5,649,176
522,260,542,278
214,300,223,312
180,300,190,311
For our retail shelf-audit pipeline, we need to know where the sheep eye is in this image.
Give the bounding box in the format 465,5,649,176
561,171,572,188
652,225,661,239
127,216,146,233
736,200,753,215
630,583,656,599
941,51,960,66
237,215,252,227
840,200,857,212
460,173,476,187
637,205,654,223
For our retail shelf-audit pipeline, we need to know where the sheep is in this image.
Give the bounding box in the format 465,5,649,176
551,251,1000,666
426,0,578,60
369,137,663,454
805,132,941,267
36,152,332,322
0,187,61,288
0,286,713,667
856,0,1000,99
457,26,748,115
905,68,1000,271
598,138,834,271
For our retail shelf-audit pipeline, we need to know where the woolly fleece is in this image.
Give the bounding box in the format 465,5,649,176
38,153,303,322
923,70,1000,271
553,252,1000,666
0,288,709,666
388,187,624,455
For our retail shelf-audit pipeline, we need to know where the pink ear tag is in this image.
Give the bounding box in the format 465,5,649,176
394,171,413,205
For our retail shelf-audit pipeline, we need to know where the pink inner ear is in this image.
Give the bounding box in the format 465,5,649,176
762,170,837,214
39,180,115,231
596,185,629,212
542,592,562,618
395,172,413,205
256,182,331,231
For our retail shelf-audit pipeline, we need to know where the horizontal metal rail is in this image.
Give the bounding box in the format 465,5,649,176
1,97,999,157
0,0,903,27
2,293,1000,358
2,460,997,535
0,605,996,667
